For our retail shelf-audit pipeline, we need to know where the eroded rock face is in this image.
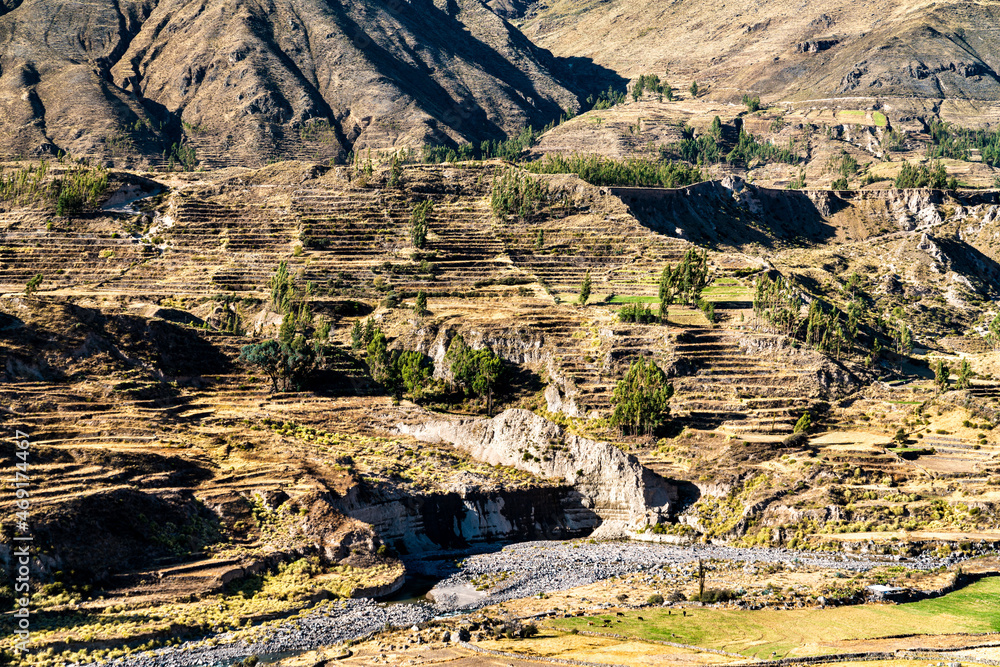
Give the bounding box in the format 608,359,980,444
332,483,596,553
398,409,679,534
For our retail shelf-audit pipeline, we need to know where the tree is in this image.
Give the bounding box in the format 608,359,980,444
24,273,43,296
689,81,699,98
990,312,1000,350
240,341,284,392
609,358,674,436
351,319,364,350
366,331,392,384
388,152,403,188
269,261,294,313
535,229,544,250
793,411,812,433
934,359,950,391
710,116,723,139
395,350,433,400
410,200,433,249
445,334,476,391
445,334,506,414
956,358,972,390
414,290,428,317
316,316,331,342
579,270,592,305
472,350,504,416
281,335,317,390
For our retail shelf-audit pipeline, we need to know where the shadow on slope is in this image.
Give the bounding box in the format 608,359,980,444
612,180,839,249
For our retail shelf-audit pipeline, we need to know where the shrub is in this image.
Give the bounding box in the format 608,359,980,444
647,593,664,605
742,94,762,112
793,411,812,433
413,290,428,317
693,588,737,603
24,273,43,296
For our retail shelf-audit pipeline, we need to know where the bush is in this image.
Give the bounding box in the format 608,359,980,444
647,593,665,605
793,411,812,433
742,94,762,112
693,588,737,603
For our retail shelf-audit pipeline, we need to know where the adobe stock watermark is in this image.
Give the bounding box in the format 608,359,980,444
11,429,31,655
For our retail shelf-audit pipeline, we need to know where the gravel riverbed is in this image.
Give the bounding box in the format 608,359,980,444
99,540,958,667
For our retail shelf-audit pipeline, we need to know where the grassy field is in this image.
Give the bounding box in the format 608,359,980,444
608,295,660,303
552,577,1000,659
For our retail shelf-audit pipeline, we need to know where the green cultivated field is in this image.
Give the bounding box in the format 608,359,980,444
553,577,1000,659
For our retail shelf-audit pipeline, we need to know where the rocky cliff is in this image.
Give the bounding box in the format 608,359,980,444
398,409,679,535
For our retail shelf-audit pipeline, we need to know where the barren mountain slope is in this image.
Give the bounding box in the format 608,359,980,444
0,0,582,163
520,0,1000,115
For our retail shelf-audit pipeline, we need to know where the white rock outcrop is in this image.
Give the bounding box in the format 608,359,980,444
398,409,678,536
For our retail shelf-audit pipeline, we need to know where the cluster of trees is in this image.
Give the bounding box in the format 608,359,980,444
673,134,723,165
753,274,804,337
586,86,627,110
350,325,507,411
934,358,973,391
609,358,674,436
802,300,852,358
895,161,957,190
727,130,798,166
410,200,433,248
422,118,578,164
927,120,1000,167
830,150,859,189
742,94,762,112
618,302,660,323
490,168,550,219
444,334,506,415
526,153,702,188
632,74,673,101
618,250,712,324
165,142,197,172
666,119,799,168
753,272,926,363
241,262,330,392
364,330,435,401
0,160,110,216
754,274,860,358
659,248,710,308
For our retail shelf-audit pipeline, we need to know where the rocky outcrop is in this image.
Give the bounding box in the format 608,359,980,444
332,482,597,553
397,409,679,534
